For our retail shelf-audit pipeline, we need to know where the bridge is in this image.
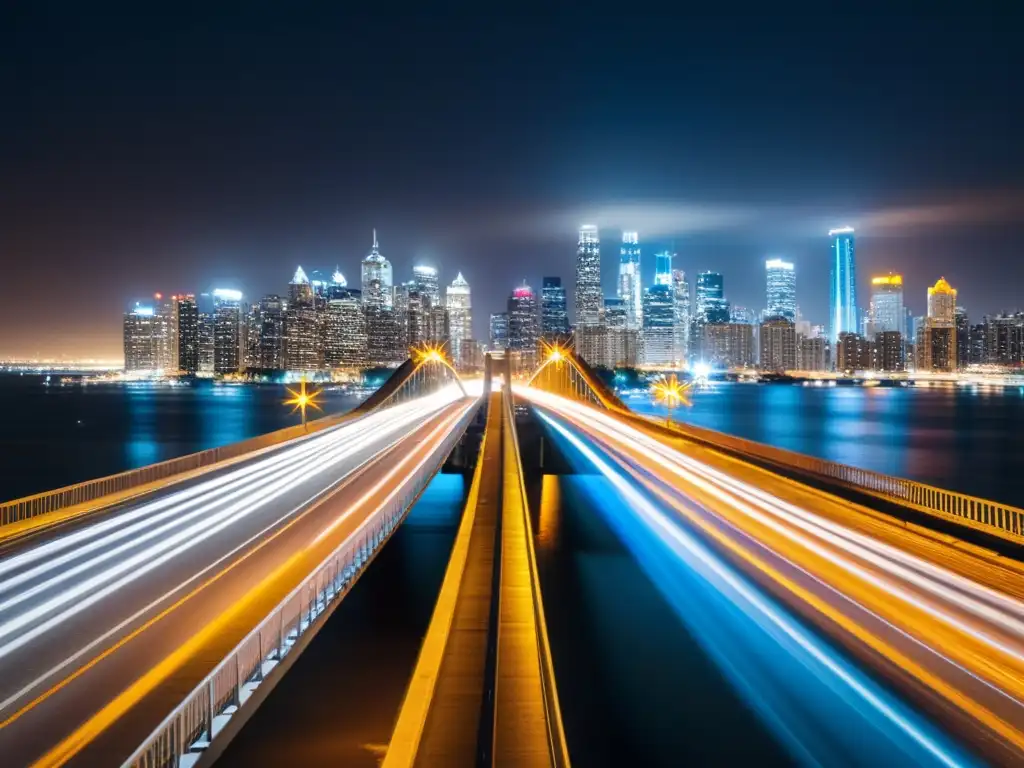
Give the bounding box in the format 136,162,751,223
0,345,1022,765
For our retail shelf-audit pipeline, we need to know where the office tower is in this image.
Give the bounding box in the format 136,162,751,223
507,282,538,352
198,293,215,374
696,272,729,324
361,229,394,309
701,323,755,368
285,266,322,372
364,306,404,365
327,268,348,298
797,336,829,371
671,270,690,365
955,307,969,370
868,274,905,337
446,272,472,366
653,250,673,287
490,312,509,349
969,323,987,365
617,232,641,329
123,303,157,372
982,313,1024,367
836,332,872,371
828,227,857,344
247,295,285,371
413,265,440,308
575,224,602,326
603,297,639,368
917,277,957,372
927,277,957,325
540,276,569,339
461,339,484,371
424,304,450,347
760,317,797,371
875,331,905,372
765,258,796,320
211,289,243,374
730,306,756,325
641,285,675,365
144,294,177,373
324,287,365,369
395,281,427,348
175,294,199,374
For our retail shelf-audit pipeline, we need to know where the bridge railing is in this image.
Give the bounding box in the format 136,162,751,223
624,410,1024,542
124,403,476,768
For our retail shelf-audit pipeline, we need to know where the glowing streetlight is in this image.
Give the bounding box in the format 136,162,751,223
284,376,323,429
650,373,692,426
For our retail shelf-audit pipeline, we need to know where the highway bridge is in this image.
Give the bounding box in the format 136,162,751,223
1,347,1023,766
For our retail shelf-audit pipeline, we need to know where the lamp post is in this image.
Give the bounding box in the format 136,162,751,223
284,375,322,429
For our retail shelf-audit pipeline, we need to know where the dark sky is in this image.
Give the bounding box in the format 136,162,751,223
2,7,1023,358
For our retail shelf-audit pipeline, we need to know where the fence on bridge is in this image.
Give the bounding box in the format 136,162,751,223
0,353,468,529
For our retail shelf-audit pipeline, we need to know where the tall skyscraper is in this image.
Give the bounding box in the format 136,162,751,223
446,272,472,367
490,312,509,349
760,317,797,371
198,292,215,374
123,303,157,372
175,294,199,374
324,287,365,369
364,306,404,365
395,281,427,348
248,294,285,370
540,276,569,339
828,227,857,344
641,284,674,365
413,265,440,308
507,282,538,352
765,258,796,320
361,229,394,309
955,307,969,370
212,288,243,374
151,294,177,372
653,250,673,287
617,231,641,329
575,224,602,326
671,270,690,365
284,266,322,372
927,277,957,325
868,274,905,337
918,277,958,372
696,272,728,324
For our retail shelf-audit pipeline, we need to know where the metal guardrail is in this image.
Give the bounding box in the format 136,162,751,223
630,411,1024,542
502,390,571,767
124,407,473,768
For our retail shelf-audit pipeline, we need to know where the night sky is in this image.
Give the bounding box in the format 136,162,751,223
2,8,1023,359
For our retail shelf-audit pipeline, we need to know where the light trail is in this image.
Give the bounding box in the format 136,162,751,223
520,386,1024,762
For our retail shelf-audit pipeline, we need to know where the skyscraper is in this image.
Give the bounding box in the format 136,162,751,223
653,250,673,287
617,231,641,329
540,276,569,339
828,227,857,344
361,229,393,309
248,295,285,371
413,265,440,308
123,303,157,372
284,266,321,372
918,277,958,372
489,312,509,349
641,285,675,365
324,287,365,369
696,272,728,324
765,258,796,320
671,270,690,365
507,282,538,353
198,292,215,374
575,225,602,326
395,281,427,348
152,294,177,373
927,277,957,325
364,306,404,365
760,317,797,371
212,288,243,374
446,272,472,367
869,274,905,337
175,294,199,374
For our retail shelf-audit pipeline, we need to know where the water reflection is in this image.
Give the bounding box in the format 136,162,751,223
126,384,159,468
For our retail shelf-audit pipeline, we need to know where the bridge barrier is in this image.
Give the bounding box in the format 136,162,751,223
627,411,1024,543
123,404,475,768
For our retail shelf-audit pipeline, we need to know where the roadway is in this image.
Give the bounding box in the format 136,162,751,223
0,387,476,767
520,387,1024,766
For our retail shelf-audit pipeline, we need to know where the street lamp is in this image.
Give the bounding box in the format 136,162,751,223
284,375,323,429
650,373,692,427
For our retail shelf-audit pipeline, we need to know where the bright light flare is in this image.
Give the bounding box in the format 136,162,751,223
284,377,323,425
650,374,692,409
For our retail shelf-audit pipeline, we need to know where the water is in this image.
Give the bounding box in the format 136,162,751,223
0,375,361,501
628,382,1024,506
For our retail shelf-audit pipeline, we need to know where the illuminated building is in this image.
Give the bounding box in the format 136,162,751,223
759,317,797,371
212,288,243,374
446,272,472,368
490,312,509,349
602,297,638,367
617,232,641,329
641,284,674,365
701,323,755,368
324,287,365,369
927,277,957,326
284,266,322,372
874,330,904,372
982,313,1024,367
730,306,756,325
361,229,394,309
198,293,215,374
798,336,829,371
424,304,450,347
575,224,602,326
868,274,905,337
413,265,440,308
836,332,872,372
541,276,569,340
917,277,958,372
672,270,690,365
955,307,969,370
175,294,199,374
461,338,484,371
395,281,427,348
765,258,796,320
828,227,857,344
123,303,157,372
575,322,606,368
364,306,404,365
507,282,538,353
696,272,729,324
247,295,285,371
653,250,673,287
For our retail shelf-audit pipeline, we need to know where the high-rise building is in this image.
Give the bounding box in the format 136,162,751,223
361,229,394,309
868,274,905,337
671,270,690,365
696,272,729,324
759,317,797,371
765,258,796,320
365,306,404,365
874,331,904,372
247,294,285,371
702,323,755,368
575,225,602,326
324,288,365,369
927,277,957,326
828,227,857,344
653,250,673,287
507,283,538,354
798,336,829,371
212,288,243,374
175,294,199,374
284,267,322,372
641,284,674,365
836,332,872,371
540,277,569,339
490,312,509,350
149,294,177,373
446,272,472,367
395,281,427,349
982,313,1024,367
730,306,756,325
123,303,157,372
413,265,440,308
424,304,450,347
617,232,641,329
917,277,958,373
955,307,970,370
